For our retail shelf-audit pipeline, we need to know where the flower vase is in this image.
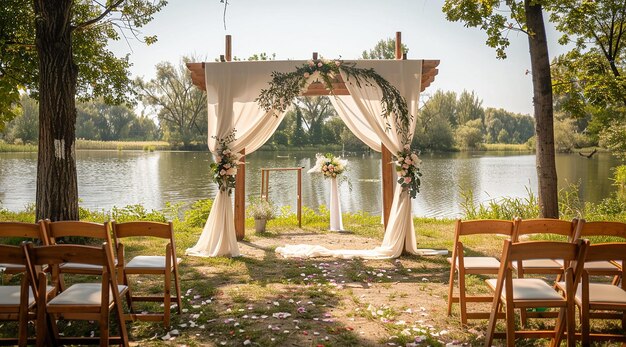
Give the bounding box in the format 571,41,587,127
329,177,344,231
255,218,267,233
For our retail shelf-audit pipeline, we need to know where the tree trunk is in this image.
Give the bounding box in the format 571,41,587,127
34,0,79,221
525,0,559,218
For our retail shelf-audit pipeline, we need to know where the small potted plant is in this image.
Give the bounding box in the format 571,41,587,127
248,197,276,233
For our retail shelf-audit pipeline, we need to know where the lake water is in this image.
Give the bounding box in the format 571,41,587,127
0,150,621,218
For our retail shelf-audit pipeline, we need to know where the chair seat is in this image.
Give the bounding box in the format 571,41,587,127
48,283,128,306
555,259,620,272
556,282,626,305
447,256,500,270
0,285,55,306
511,258,563,270
126,256,182,271
0,263,25,272
487,278,564,301
60,259,118,272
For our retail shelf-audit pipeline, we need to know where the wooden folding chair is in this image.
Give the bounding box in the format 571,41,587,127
555,242,626,345
446,219,515,324
512,218,576,276
24,243,129,347
571,219,626,284
112,221,182,328
484,239,588,347
44,220,114,291
0,221,48,275
0,244,42,346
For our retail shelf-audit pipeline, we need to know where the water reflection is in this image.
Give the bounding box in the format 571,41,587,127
0,150,621,218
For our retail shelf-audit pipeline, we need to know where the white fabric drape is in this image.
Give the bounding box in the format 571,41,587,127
276,60,422,259
186,62,299,257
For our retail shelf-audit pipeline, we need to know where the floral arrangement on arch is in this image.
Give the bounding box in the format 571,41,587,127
210,130,241,192
256,58,413,145
395,145,422,199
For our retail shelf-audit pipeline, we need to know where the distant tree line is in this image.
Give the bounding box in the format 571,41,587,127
413,89,535,151
2,88,539,152
0,95,162,144
265,89,536,152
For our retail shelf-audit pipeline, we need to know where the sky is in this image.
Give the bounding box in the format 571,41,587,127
109,0,572,116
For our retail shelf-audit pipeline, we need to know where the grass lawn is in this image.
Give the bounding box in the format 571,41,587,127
1,215,625,346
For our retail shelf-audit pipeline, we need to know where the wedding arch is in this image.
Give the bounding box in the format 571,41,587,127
184,32,439,258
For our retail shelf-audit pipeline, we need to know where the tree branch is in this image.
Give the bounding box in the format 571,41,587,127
72,0,125,32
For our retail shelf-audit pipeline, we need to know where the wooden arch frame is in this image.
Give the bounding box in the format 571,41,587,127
186,32,439,240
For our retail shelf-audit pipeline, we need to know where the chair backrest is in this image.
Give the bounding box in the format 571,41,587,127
513,218,575,242
112,221,176,253
573,219,626,241
112,221,174,239
25,243,111,268
0,244,28,268
44,220,112,245
454,219,515,237
0,221,48,245
583,242,626,288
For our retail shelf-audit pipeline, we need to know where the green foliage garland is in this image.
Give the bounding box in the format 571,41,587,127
256,59,412,145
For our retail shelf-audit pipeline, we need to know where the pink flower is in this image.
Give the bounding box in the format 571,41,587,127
404,158,412,165
334,61,341,66
396,171,403,177
402,164,409,169
308,60,315,67
317,62,323,67
404,177,412,184
220,169,226,176
224,163,231,169
304,72,310,78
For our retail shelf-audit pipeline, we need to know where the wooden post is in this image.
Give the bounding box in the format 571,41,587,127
225,35,232,61
381,32,403,229
312,52,318,60
225,35,245,241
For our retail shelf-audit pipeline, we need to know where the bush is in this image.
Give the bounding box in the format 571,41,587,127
111,204,166,223
183,199,213,227
460,187,539,220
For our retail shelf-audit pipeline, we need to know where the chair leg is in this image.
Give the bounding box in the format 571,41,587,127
18,311,27,347
164,269,172,328
36,309,47,347
551,309,566,347
505,303,515,347
458,271,467,325
581,305,590,346
447,267,455,316
123,272,134,312
174,267,182,314
100,309,109,347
